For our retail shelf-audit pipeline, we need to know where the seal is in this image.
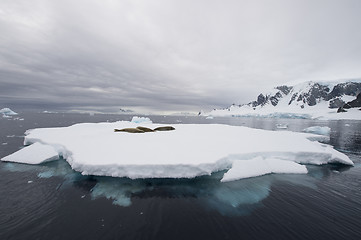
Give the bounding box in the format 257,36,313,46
136,126,154,132
114,125,176,133
114,128,144,133
153,126,175,131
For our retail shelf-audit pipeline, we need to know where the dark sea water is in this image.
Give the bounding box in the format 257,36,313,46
0,112,360,240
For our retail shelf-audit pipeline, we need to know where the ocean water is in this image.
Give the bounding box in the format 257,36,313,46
0,112,360,240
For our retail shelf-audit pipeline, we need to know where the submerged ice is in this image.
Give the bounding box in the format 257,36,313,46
1,120,353,182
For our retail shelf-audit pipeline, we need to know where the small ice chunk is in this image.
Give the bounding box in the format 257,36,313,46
1,142,59,164
221,157,308,182
303,126,331,136
276,123,288,129
0,108,18,116
130,116,152,124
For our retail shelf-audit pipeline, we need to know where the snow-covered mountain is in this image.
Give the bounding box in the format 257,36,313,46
206,79,361,120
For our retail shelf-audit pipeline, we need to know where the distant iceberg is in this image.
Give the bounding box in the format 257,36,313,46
303,126,331,136
130,116,152,124
1,120,353,182
276,123,288,129
0,108,18,117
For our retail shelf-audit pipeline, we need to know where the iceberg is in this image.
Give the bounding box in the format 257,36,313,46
1,121,353,181
1,108,18,117
130,116,152,124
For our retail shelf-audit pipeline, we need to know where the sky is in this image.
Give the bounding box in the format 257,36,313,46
0,0,361,114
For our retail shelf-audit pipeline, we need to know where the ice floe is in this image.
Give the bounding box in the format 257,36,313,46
1,121,353,181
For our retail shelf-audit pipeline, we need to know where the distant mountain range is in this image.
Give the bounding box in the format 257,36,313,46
205,79,361,119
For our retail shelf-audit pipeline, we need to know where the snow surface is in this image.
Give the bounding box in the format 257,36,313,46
303,126,331,136
284,78,361,87
1,121,353,181
221,157,308,182
2,142,59,164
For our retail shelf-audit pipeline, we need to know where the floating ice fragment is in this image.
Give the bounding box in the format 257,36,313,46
130,116,152,124
303,126,331,136
0,108,18,116
276,123,288,129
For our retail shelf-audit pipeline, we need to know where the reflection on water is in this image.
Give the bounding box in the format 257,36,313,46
2,158,355,216
91,172,272,216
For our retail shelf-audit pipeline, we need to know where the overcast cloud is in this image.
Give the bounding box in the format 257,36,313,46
1,0,361,113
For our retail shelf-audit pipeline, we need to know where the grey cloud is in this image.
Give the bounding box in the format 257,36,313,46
1,0,361,113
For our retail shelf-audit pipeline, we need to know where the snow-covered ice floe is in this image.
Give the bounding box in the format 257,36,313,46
1,121,353,182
